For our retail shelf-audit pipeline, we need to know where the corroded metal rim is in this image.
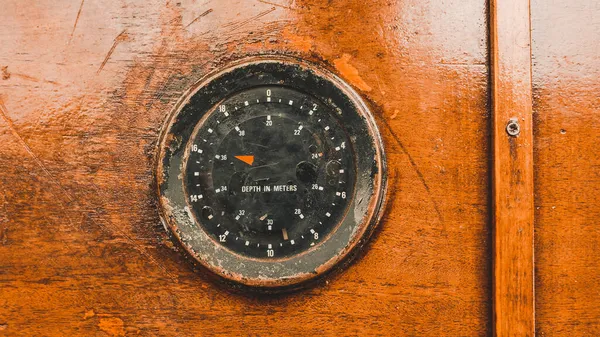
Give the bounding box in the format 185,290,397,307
156,56,386,289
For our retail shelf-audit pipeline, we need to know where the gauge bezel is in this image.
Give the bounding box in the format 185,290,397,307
156,56,386,289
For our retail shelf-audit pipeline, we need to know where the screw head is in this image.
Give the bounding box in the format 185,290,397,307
506,118,520,137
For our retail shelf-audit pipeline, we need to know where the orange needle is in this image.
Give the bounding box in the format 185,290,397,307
234,155,254,166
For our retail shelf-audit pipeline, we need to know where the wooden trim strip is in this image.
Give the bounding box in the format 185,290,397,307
490,0,535,335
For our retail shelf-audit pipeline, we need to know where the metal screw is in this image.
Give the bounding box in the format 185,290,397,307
506,118,520,137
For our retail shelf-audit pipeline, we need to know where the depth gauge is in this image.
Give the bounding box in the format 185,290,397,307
156,57,386,289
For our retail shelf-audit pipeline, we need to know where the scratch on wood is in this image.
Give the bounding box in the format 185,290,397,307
437,61,486,67
10,73,61,85
184,8,213,29
0,191,7,246
257,0,292,10
97,30,128,75
85,180,179,281
0,98,74,203
0,228,7,246
373,74,386,96
223,7,276,32
68,0,86,44
1,66,60,84
377,115,445,225
0,98,178,281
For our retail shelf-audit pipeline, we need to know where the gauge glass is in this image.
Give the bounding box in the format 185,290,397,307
185,87,355,259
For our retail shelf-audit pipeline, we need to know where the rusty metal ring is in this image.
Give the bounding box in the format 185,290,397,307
156,56,386,290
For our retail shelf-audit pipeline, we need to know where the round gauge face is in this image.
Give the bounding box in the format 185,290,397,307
157,58,386,290
185,87,355,259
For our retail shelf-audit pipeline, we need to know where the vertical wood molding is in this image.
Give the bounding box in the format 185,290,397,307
490,0,535,336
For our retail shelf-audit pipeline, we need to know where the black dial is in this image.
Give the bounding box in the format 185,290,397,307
185,87,354,259
157,58,385,289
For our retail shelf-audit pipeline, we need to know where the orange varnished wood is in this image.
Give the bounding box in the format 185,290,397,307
0,0,492,335
490,0,535,335
531,0,600,335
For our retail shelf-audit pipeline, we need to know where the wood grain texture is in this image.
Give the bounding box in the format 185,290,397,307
531,0,600,335
0,0,491,336
489,0,535,335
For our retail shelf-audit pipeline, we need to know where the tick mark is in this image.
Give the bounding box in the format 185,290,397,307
282,228,289,240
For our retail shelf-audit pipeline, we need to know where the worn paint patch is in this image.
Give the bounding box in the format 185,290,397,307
1,66,9,80
83,309,95,320
98,317,125,336
282,26,312,53
333,54,372,92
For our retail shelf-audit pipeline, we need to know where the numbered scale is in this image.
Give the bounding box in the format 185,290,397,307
156,57,386,290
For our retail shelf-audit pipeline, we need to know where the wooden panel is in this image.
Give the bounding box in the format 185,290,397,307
531,0,600,335
0,0,491,335
489,0,535,335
